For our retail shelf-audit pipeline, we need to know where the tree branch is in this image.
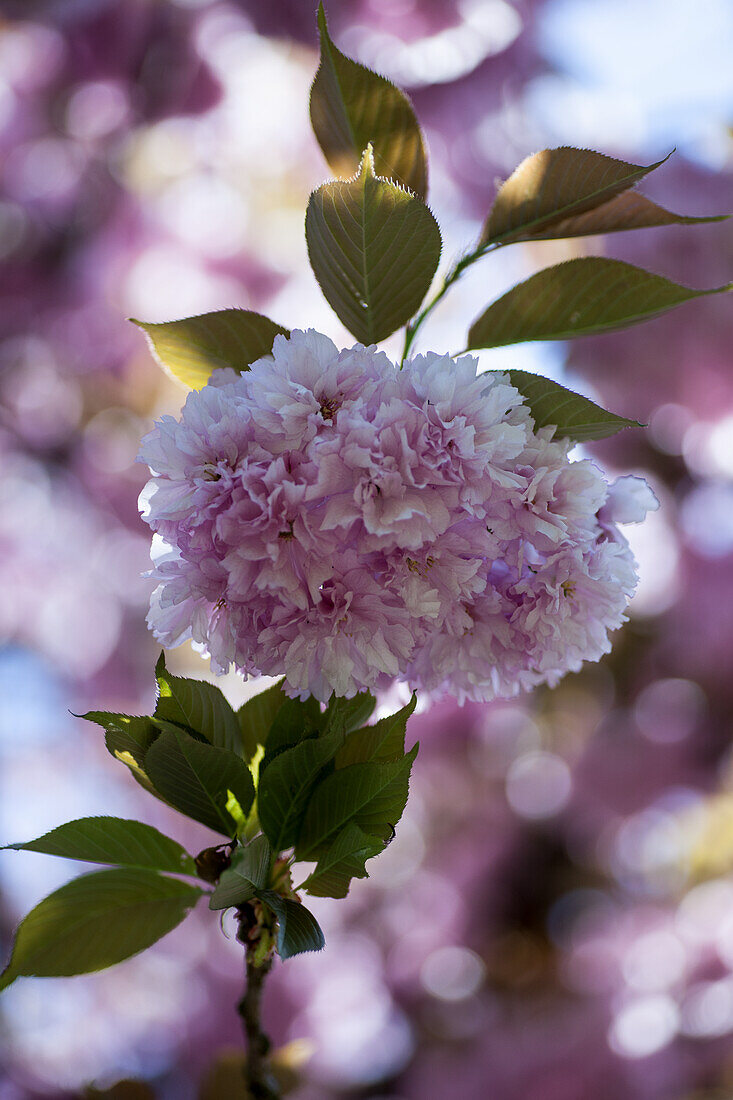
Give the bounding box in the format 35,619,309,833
236,904,280,1099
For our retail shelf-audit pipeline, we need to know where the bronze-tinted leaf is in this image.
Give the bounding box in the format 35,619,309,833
468,258,732,348
529,190,729,241
306,146,441,345
481,147,672,245
310,3,427,197
132,309,289,390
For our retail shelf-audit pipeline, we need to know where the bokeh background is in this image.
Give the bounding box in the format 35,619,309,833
1,1,732,1097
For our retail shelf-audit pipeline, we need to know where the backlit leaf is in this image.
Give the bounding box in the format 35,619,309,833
3,817,195,876
311,3,427,197
481,147,672,245
259,891,325,959
132,309,288,390
144,728,255,837
468,258,732,348
82,712,162,800
525,190,729,241
300,823,383,899
305,146,441,345
0,868,201,991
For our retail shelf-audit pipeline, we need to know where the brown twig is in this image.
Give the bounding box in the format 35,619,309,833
236,904,280,1099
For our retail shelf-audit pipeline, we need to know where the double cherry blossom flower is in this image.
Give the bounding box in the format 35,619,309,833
139,330,657,702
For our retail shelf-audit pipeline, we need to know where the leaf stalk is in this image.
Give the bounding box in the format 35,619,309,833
400,241,501,363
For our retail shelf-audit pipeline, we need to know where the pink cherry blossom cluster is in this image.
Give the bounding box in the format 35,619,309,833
139,330,657,702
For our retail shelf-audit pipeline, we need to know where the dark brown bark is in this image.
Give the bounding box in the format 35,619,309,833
237,952,279,1099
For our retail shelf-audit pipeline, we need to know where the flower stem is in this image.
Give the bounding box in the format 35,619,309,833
400,240,502,364
238,951,280,1099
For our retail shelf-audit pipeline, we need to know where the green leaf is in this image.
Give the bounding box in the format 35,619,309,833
260,695,322,772
322,692,377,738
144,728,255,837
296,743,419,859
233,834,272,889
503,370,641,442
155,653,241,754
208,836,272,911
259,891,325,959
519,190,729,241
2,817,195,876
468,258,732,349
208,872,255,912
335,695,417,768
82,712,163,799
311,3,428,197
132,309,289,390
300,823,383,899
258,728,345,853
0,868,201,991
237,680,286,763
82,711,156,758
305,145,441,345
480,146,673,245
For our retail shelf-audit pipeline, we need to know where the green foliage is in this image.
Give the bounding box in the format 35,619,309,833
299,823,383,899
322,692,376,737
297,743,419,860
468,258,732,349
258,728,344,852
2,817,195,876
335,694,416,767
209,836,272,911
306,146,441,345
259,891,325,959
144,727,255,837
311,3,428,197
155,652,241,754
208,837,325,960
82,712,165,800
260,695,322,772
237,680,286,762
131,309,288,390
0,869,201,991
502,371,642,443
